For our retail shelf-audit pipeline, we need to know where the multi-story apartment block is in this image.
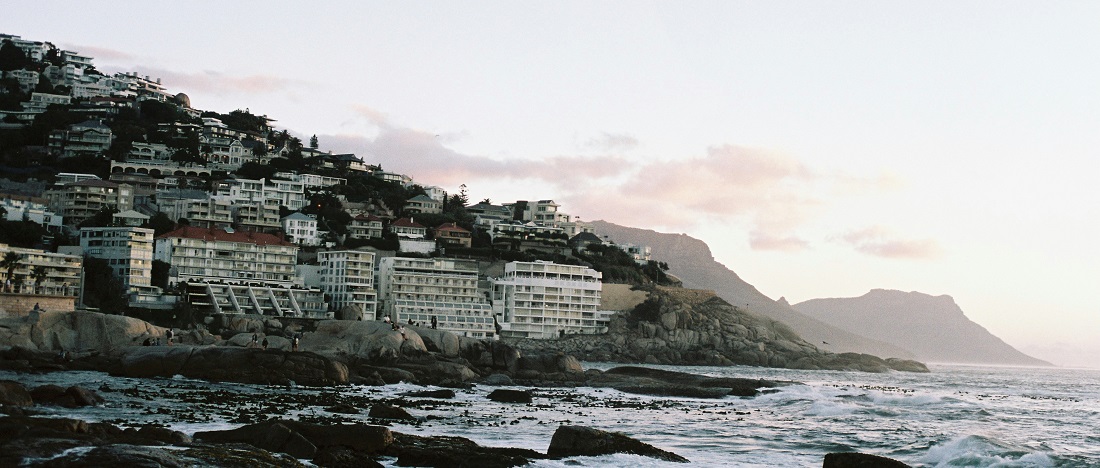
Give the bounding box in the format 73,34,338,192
376,257,494,337
201,135,251,170
215,177,306,210
491,261,609,339
319,249,377,319
21,93,71,114
47,119,112,157
0,34,48,61
154,226,299,286
0,243,81,297
404,194,442,215
126,142,173,163
274,172,346,190
44,179,134,227
348,214,383,239
233,199,282,233
506,200,573,226
79,226,158,301
281,212,321,246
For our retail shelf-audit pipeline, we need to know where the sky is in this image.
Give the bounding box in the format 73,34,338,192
6,1,1099,368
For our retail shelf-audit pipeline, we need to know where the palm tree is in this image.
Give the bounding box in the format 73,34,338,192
1,252,22,291
31,265,49,294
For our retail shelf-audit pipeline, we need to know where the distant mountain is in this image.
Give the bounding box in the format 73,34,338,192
588,221,916,360
792,289,1052,366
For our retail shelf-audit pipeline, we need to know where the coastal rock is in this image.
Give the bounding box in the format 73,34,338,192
326,403,360,414
400,389,456,399
195,420,394,456
546,425,688,463
416,327,462,357
482,373,515,386
29,384,104,407
369,404,417,421
0,310,162,353
386,432,544,468
590,366,788,398
305,320,429,362
0,380,32,407
885,358,930,373
487,389,532,404
115,346,349,386
824,452,911,467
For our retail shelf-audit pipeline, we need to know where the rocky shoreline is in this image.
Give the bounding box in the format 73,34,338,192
0,289,923,466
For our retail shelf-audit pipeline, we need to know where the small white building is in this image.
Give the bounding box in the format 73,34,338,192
281,212,321,246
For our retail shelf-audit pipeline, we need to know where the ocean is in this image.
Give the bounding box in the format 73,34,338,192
3,363,1097,467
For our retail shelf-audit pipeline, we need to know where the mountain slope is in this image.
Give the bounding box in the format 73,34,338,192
793,289,1051,366
588,221,916,359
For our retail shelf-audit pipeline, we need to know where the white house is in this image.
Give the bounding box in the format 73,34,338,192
281,212,321,246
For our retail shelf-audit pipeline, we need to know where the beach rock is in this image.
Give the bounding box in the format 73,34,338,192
824,452,911,467
386,432,544,467
115,346,349,386
482,373,515,386
326,403,360,414
487,389,532,403
590,366,787,398
195,420,394,457
30,384,103,407
133,424,193,445
0,380,32,407
416,327,462,357
547,425,688,462
400,389,456,399
47,444,193,467
0,310,162,352
369,404,417,421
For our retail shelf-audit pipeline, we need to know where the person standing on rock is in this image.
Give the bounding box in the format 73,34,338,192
399,325,406,341
431,316,437,329
261,337,269,350
292,335,299,352
251,334,258,348
383,315,391,323
166,328,173,346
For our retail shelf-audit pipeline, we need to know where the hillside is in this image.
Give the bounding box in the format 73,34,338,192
793,289,1051,366
588,220,917,359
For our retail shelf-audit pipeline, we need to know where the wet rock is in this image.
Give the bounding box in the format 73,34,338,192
547,425,688,463
326,403,360,414
195,420,394,457
487,389,532,404
590,366,789,398
29,384,103,407
133,424,193,445
400,389,456,399
824,452,911,467
482,373,514,386
313,446,385,467
386,432,544,468
0,380,32,407
368,404,417,421
116,346,349,386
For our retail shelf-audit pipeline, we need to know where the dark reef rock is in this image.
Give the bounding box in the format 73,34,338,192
588,366,791,398
824,452,912,467
547,425,688,463
0,380,33,407
30,384,104,407
487,389,533,403
368,404,417,421
386,432,545,468
400,389,456,399
116,346,349,386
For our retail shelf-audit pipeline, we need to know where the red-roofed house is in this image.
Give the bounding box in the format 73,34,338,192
433,223,472,248
388,217,427,239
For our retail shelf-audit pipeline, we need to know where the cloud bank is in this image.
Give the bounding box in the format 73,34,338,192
836,226,942,259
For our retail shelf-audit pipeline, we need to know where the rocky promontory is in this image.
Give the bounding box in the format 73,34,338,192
511,286,928,373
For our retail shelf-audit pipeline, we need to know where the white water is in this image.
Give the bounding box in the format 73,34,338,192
3,363,1097,467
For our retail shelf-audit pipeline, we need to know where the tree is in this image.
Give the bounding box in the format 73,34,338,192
81,256,128,313
30,265,48,293
147,212,176,237
1,251,22,288
77,206,118,228
0,40,29,72
309,134,319,149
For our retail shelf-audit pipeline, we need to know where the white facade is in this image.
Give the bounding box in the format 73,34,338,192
281,212,321,246
1,196,63,232
0,243,82,297
376,257,494,338
491,261,609,339
154,226,299,287
319,250,377,319
79,227,158,300
216,177,306,210
275,172,346,190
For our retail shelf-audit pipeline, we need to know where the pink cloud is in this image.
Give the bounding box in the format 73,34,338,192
837,226,942,259
749,232,811,252
583,132,639,152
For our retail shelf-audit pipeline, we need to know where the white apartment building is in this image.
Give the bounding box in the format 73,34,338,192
275,172,346,190
376,257,494,338
281,212,321,246
0,243,81,297
348,214,383,239
47,120,112,158
154,226,299,286
158,194,234,229
233,198,282,233
491,261,610,339
215,177,306,210
505,200,573,226
319,249,377,319
79,227,158,302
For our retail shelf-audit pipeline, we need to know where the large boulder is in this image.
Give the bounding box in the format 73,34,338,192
195,420,394,457
115,346,349,386
29,385,103,407
3,310,163,352
416,327,461,357
305,320,429,361
487,389,532,404
0,380,32,407
546,425,688,462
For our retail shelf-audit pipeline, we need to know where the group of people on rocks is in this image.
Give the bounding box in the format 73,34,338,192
142,328,174,346
247,332,301,351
